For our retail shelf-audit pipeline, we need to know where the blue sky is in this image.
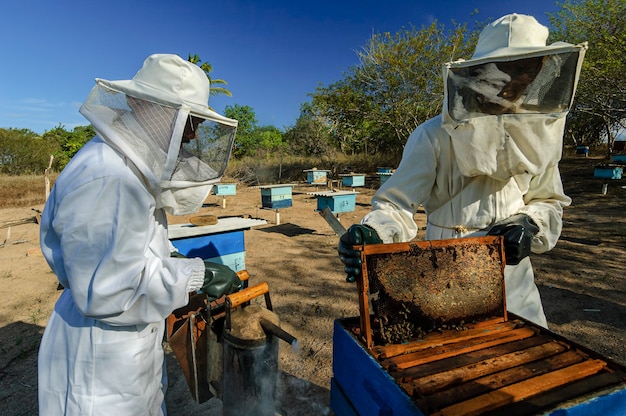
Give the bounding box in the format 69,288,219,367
0,0,560,134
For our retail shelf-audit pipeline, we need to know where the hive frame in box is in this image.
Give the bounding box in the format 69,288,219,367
355,236,507,351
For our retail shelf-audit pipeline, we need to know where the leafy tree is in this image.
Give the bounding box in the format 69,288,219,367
311,20,479,154
311,77,375,154
549,0,626,154
0,128,59,174
224,104,259,158
284,103,332,157
187,54,233,100
255,126,285,157
42,124,95,170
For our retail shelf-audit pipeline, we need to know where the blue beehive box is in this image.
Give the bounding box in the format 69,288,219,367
212,183,237,196
377,167,393,174
331,318,626,416
594,165,623,180
168,217,267,272
303,169,330,185
313,191,357,214
576,145,590,156
260,185,293,209
378,172,393,186
611,154,626,164
172,230,246,271
341,174,365,188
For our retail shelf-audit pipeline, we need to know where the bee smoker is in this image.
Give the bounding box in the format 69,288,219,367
221,282,297,416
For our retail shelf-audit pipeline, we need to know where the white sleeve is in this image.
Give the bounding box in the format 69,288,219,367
517,165,572,254
52,175,204,326
362,125,438,243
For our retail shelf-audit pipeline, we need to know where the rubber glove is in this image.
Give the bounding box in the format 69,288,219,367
338,224,382,283
487,214,539,265
202,261,242,301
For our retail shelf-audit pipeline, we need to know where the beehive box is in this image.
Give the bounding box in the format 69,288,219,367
309,190,358,214
259,184,294,209
341,174,366,188
594,165,623,180
332,317,626,416
332,236,626,415
303,168,331,185
168,217,267,272
611,154,626,164
212,183,237,196
378,172,394,186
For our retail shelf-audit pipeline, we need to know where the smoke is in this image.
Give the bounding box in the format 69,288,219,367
274,344,332,416
222,338,278,416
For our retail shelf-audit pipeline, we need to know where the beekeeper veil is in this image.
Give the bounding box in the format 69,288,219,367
441,14,586,181
79,54,238,215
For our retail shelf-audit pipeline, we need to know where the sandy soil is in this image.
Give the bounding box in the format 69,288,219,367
0,155,624,415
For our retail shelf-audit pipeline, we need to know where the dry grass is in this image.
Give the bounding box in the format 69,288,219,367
0,149,606,210
0,174,57,208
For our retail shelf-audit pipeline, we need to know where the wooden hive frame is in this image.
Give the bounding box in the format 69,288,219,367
356,236,507,350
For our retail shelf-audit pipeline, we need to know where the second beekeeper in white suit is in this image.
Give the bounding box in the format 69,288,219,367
39,54,242,415
338,14,587,328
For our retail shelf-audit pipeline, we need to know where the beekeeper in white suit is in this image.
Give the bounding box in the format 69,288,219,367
39,54,242,415
339,14,587,328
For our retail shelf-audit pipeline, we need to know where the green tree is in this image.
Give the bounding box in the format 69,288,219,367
311,78,374,154
224,104,259,158
311,20,479,154
284,103,332,157
549,0,626,154
187,54,232,100
255,126,285,157
42,124,95,170
0,128,60,174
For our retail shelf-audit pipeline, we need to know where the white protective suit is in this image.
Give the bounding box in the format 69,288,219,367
361,14,586,327
39,54,238,415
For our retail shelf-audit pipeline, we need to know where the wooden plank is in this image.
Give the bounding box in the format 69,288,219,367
412,350,586,411
486,371,626,416
433,359,608,416
0,216,38,229
395,333,556,381
385,327,538,371
168,217,267,239
357,253,373,349
375,319,517,360
410,341,568,396
360,236,503,256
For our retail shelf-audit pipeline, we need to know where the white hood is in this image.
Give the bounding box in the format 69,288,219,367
80,54,238,215
440,14,586,180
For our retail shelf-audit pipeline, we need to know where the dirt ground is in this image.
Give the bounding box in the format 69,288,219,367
0,155,624,415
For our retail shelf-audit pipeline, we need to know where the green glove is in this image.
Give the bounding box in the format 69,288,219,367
201,261,242,301
338,224,382,283
487,214,539,265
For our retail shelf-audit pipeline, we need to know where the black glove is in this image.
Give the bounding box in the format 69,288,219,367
338,224,382,283
201,261,242,301
487,214,539,266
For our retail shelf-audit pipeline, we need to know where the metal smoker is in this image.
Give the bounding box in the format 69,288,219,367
221,282,297,416
167,277,297,415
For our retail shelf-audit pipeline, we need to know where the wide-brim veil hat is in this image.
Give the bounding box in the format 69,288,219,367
96,54,237,127
460,13,585,65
